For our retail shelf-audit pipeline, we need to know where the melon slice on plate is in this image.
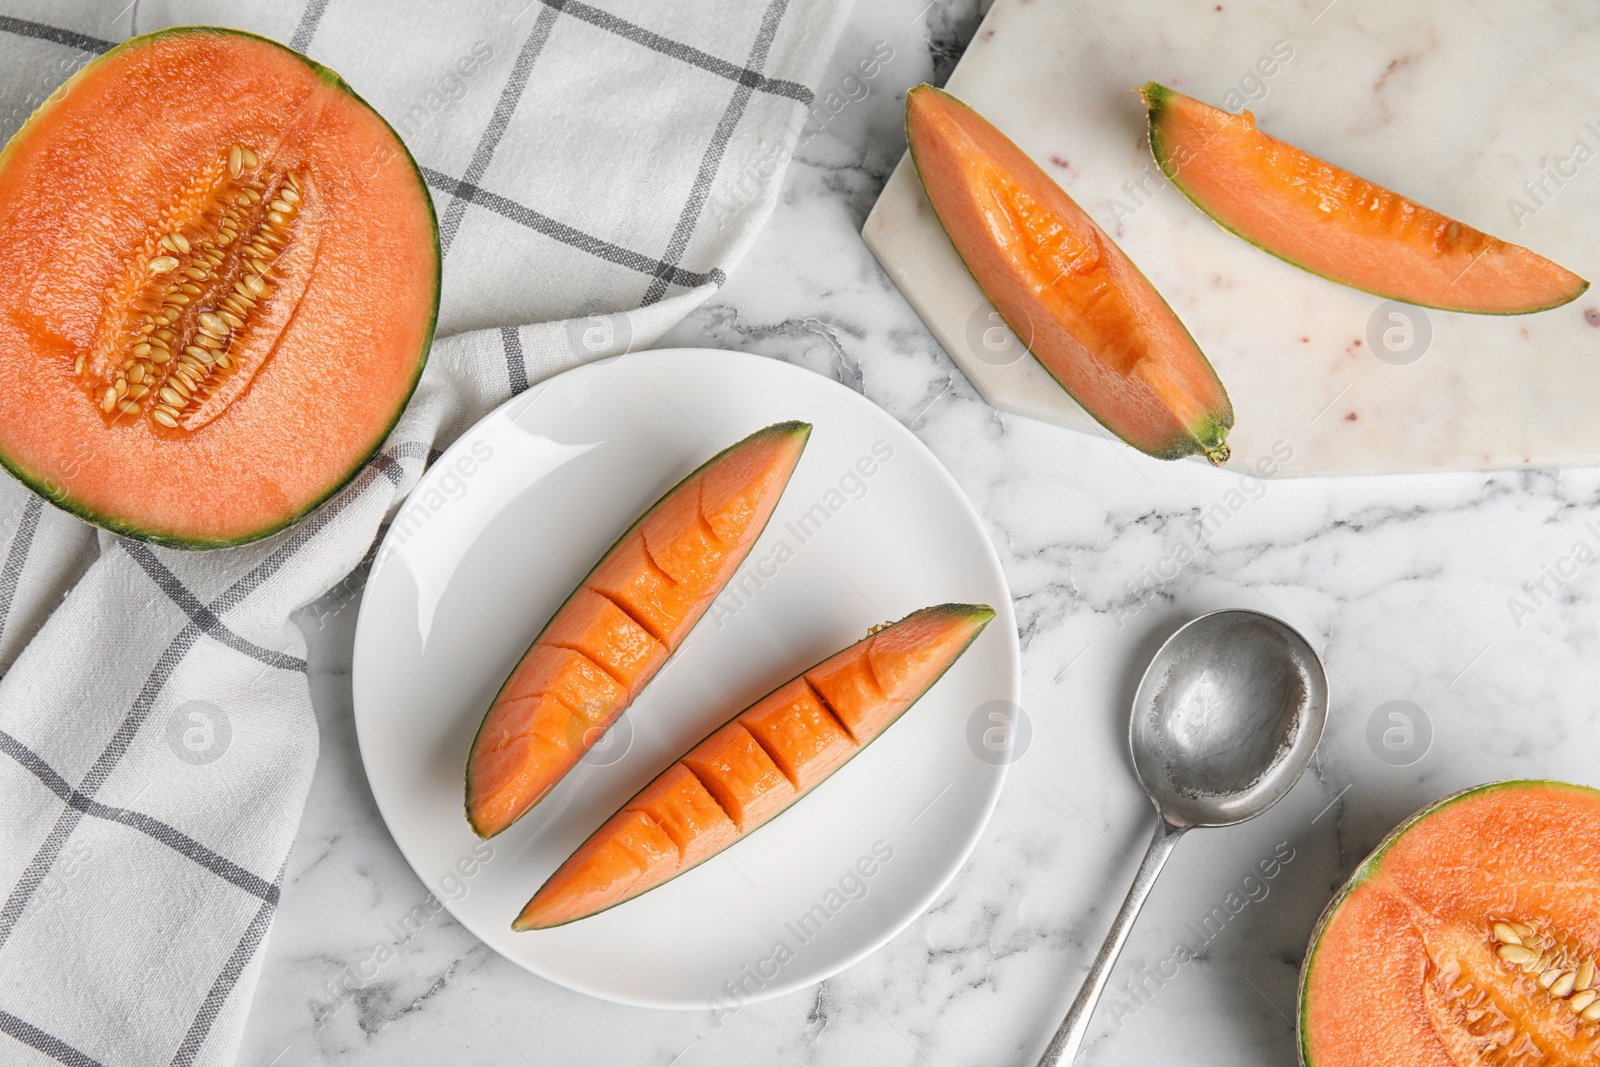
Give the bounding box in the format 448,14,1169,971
465,421,811,839
514,603,995,930
0,27,439,546
1142,83,1589,314
1300,780,1600,1067
906,84,1234,465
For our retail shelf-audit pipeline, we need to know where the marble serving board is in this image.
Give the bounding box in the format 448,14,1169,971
864,0,1600,475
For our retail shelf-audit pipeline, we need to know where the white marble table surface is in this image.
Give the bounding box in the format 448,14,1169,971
239,1,1600,1063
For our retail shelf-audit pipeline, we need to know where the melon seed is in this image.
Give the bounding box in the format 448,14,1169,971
228,145,243,178
1572,990,1598,1012
1498,945,1539,966
1553,971,1577,997
151,408,178,428
147,256,178,274
1494,924,1523,946
240,146,258,168
1539,968,1562,989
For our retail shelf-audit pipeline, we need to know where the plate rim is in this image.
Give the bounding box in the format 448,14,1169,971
351,347,1021,1009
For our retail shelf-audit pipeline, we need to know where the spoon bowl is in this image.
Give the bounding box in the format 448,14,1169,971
1131,609,1329,828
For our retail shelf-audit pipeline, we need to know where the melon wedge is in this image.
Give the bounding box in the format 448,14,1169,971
465,421,811,838
514,603,995,929
905,84,1233,465
1300,780,1600,1067
1142,84,1589,315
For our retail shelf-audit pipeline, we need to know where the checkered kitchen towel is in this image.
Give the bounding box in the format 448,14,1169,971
0,0,851,1063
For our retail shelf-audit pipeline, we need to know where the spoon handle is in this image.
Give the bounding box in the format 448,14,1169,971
1036,818,1186,1066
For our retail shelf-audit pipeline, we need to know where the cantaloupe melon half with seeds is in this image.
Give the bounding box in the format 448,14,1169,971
465,421,812,839
1142,84,1588,314
1300,780,1600,1067
0,27,439,547
514,603,994,930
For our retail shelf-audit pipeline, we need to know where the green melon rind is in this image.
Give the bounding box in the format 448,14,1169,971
512,602,995,930
904,84,1233,465
1141,82,1590,317
465,421,814,839
0,26,440,550
1296,778,1600,1067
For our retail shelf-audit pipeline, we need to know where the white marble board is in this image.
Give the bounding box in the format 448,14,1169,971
864,0,1600,475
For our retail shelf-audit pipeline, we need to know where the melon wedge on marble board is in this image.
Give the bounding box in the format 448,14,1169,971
905,84,1235,466
1141,83,1587,316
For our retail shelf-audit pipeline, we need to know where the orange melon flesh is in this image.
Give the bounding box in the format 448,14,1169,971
1143,84,1589,315
465,422,810,838
0,27,438,546
1300,780,1600,1067
514,603,995,930
905,84,1233,465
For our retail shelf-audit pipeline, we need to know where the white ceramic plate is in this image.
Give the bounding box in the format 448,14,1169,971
352,348,1019,1008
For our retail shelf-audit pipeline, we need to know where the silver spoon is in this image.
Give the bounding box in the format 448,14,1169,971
1037,609,1329,1066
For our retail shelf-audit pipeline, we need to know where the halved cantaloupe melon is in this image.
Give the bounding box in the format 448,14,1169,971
906,84,1234,465
1300,780,1600,1067
0,27,439,546
1143,84,1588,314
514,603,994,930
465,422,811,838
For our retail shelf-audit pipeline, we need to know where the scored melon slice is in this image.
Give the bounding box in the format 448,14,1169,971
1142,84,1589,315
465,421,811,839
0,27,439,546
906,84,1234,465
1300,780,1600,1067
514,603,995,930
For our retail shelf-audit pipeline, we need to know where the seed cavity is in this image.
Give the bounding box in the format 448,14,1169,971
77,144,311,432
1490,919,1600,1026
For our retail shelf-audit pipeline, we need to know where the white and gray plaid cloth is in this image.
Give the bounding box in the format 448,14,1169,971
0,1,850,1063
